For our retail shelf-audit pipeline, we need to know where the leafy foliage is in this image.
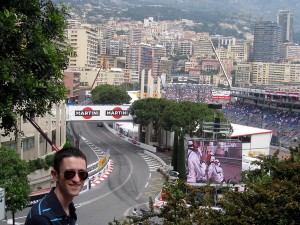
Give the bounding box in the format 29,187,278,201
44,154,54,167
0,0,70,135
63,136,75,148
172,130,179,171
215,148,300,225
161,101,224,137
111,145,300,224
91,84,131,105
177,134,186,180
130,98,172,127
28,155,53,172
0,146,31,215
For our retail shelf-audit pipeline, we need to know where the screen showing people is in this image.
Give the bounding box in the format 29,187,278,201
186,139,242,184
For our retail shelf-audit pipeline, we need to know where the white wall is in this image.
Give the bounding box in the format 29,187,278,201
243,133,272,156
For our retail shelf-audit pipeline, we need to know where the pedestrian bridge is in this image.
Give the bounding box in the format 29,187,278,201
66,105,133,122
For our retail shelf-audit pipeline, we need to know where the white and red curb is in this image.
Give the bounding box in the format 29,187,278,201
91,160,114,187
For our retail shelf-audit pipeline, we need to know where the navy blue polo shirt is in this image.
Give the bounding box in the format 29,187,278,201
25,188,77,225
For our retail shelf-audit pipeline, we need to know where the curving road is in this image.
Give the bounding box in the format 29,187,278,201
1,122,164,225
73,121,164,224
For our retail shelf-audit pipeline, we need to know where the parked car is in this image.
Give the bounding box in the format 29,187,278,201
97,122,104,127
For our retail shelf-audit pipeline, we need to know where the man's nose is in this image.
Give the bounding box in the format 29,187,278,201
72,173,81,182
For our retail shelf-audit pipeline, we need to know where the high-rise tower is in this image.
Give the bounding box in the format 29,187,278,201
277,10,293,42
253,21,282,62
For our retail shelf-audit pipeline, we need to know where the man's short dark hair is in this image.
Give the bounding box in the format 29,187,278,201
53,147,87,172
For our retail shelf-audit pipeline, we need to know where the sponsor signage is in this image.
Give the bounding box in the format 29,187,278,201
75,107,100,119
212,96,231,100
106,107,130,119
67,105,133,121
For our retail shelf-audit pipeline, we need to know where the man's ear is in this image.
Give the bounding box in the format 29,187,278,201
51,169,59,182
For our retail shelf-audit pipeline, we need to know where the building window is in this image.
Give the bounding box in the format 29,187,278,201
22,137,35,151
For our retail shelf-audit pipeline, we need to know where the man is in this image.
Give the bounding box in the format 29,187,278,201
25,147,88,225
207,159,224,183
187,141,206,183
206,141,217,162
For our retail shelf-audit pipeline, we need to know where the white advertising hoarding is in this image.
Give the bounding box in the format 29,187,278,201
67,105,133,121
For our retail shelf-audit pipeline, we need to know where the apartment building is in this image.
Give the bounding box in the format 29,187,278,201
139,43,154,83
283,43,300,62
211,35,236,48
0,103,67,160
153,45,166,78
185,56,199,72
66,25,99,68
129,28,143,44
253,21,282,62
215,47,229,60
160,57,172,80
106,25,116,40
228,41,251,62
99,39,107,55
252,62,300,85
108,40,122,56
94,68,126,86
193,34,214,58
201,58,219,72
65,68,98,88
198,74,211,85
235,62,252,87
63,71,80,103
179,40,193,55
126,43,141,81
277,10,293,42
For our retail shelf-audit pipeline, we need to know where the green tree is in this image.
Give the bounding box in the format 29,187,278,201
91,84,131,104
172,130,179,171
45,154,54,167
63,137,74,148
0,0,70,135
129,98,172,145
0,146,30,225
161,101,220,137
177,134,186,180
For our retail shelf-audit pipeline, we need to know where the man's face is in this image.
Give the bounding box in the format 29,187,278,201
53,156,87,199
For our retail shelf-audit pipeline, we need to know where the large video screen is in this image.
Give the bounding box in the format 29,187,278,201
186,139,242,184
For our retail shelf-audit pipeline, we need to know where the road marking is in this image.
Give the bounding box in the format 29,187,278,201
76,128,134,208
145,182,149,188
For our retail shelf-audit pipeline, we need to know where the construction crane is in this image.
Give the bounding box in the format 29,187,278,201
91,65,102,89
210,39,232,88
91,55,109,89
24,114,60,152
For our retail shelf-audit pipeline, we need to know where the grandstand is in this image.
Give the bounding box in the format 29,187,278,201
227,87,300,148
163,84,300,149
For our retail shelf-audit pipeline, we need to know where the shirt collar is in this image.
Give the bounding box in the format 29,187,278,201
47,187,77,218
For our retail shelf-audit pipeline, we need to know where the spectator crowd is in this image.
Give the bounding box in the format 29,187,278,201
223,101,300,148
163,83,213,103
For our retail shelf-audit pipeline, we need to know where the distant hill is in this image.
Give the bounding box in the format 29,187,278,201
126,0,300,30
53,0,300,42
